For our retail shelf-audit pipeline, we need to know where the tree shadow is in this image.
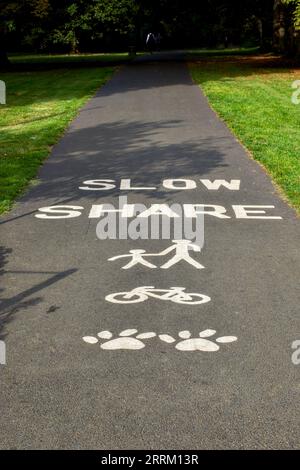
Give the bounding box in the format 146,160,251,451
1,111,67,127
188,53,300,84
0,245,77,340
6,118,230,208
0,54,280,339
2,54,298,111
85,55,300,103
0,56,257,218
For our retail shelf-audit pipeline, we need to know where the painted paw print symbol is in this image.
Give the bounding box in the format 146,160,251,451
83,329,156,350
83,328,237,352
159,329,237,351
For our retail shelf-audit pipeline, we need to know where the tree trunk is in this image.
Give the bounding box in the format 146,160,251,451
294,30,300,57
0,50,9,65
0,24,10,67
273,0,286,53
257,18,263,47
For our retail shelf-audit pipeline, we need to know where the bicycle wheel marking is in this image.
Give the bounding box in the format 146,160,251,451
105,286,211,305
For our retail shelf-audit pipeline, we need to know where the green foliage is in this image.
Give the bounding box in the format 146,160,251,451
0,1,299,57
282,0,300,29
0,0,138,52
50,1,138,52
0,0,275,53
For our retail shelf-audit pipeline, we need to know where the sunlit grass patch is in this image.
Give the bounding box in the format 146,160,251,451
0,67,114,214
190,59,300,213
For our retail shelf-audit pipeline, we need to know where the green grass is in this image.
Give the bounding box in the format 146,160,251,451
0,67,114,214
8,49,254,65
8,52,140,65
190,58,300,213
186,46,260,59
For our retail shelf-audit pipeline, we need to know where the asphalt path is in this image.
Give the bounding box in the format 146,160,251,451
0,55,299,449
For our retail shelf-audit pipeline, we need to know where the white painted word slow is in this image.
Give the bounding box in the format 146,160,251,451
108,240,204,270
105,286,211,305
79,178,241,191
82,329,238,352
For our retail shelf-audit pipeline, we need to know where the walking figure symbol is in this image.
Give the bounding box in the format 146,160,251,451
108,240,205,270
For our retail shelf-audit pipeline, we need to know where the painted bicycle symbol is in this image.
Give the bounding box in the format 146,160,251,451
105,286,211,305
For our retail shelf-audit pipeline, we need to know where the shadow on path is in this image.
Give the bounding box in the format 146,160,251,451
0,246,77,339
13,119,230,207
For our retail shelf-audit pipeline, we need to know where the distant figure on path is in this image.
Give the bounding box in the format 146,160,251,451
146,32,155,54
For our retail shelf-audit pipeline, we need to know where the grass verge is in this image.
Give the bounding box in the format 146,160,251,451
186,46,260,59
190,56,300,213
0,67,114,214
8,52,130,65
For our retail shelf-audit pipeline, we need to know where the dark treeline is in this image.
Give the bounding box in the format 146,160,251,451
0,0,299,62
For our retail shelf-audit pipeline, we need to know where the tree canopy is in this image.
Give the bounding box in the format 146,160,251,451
0,0,299,58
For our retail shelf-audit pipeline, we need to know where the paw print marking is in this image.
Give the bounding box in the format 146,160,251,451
160,329,237,352
83,329,156,350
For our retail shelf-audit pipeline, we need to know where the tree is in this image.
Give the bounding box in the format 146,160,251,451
273,0,300,54
0,0,52,65
283,0,300,54
1,0,299,60
284,0,300,27
0,0,19,65
47,0,138,53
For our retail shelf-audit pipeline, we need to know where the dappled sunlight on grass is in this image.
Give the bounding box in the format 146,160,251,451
0,67,114,213
8,52,131,65
190,57,300,213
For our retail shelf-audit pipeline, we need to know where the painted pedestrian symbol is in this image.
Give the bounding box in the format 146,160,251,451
108,240,205,270
159,240,203,269
108,249,157,269
82,328,237,352
105,286,211,305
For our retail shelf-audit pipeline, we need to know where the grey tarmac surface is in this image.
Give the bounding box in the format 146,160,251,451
0,55,299,449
